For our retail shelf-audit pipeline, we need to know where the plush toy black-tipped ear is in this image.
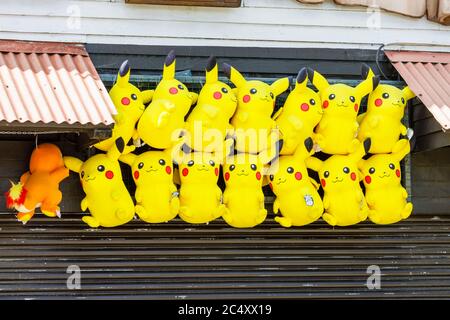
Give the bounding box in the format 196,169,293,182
116,137,125,154
165,50,176,66
306,67,315,82
222,63,232,79
206,56,217,72
363,138,371,154
119,60,130,77
297,68,308,84
304,137,314,153
361,63,371,79
372,76,380,90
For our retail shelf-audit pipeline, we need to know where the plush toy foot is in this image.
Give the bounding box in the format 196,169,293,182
41,206,61,218
213,204,226,219
358,209,369,222
275,216,292,228
179,206,192,218
82,216,100,228
116,208,132,221
348,139,361,154
170,197,180,215
256,208,267,224
368,211,383,224
401,203,413,220
17,211,34,224
322,213,337,226
135,205,150,220
222,208,233,224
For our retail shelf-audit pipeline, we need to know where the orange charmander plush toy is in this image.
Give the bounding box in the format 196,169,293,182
5,143,69,224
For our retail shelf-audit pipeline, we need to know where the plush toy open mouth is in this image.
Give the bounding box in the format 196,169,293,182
84,176,96,182
145,168,158,173
276,178,287,185
379,173,390,178
196,167,209,172
392,103,402,107
332,177,344,183
237,172,249,176
337,103,348,108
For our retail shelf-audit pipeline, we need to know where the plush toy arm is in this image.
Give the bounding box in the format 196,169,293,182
357,113,366,124
323,195,330,210
401,124,408,135
318,118,328,130
273,199,280,214
132,128,140,141
226,124,235,138
50,167,70,183
369,116,380,128
114,113,125,126
202,104,220,119
216,187,222,202
355,190,363,202
237,111,249,123
288,114,303,131
135,188,143,203
402,188,408,199
222,191,229,204
366,193,375,207
20,172,31,184
111,188,122,201
81,197,88,212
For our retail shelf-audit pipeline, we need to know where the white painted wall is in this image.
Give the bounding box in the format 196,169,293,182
0,0,449,51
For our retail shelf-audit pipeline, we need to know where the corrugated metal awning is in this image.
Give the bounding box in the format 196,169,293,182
0,40,116,127
385,50,450,132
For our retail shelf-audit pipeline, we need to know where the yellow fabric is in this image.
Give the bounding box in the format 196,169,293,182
359,139,413,224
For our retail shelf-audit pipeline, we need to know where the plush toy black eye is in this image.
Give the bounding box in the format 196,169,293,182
250,164,257,171
369,167,375,174
138,162,144,169
131,94,137,100
221,87,228,93
382,93,389,99
329,94,336,100
310,99,316,105
81,171,85,178
187,160,194,167
250,88,257,94
229,165,235,171
287,167,294,174
178,84,184,90
269,175,274,181
324,171,330,178
270,92,274,99
343,167,350,174
209,160,215,167
401,97,405,104
97,165,105,172
159,159,165,166
389,163,395,170
349,96,355,102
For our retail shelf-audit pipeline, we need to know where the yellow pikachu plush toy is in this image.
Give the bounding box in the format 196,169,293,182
185,56,237,153
222,142,281,228
223,63,290,154
358,69,416,153
275,68,323,155
268,137,323,227
173,148,225,224
64,138,135,228
119,150,179,224
137,50,198,149
307,65,379,154
94,60,154,154
306,139,372,227
358,139,413,224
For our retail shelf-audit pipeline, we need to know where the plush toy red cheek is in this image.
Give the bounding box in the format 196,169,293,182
182,168,189,176
225,172,230,181
105,171,114,179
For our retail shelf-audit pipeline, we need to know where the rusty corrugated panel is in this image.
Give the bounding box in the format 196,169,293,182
385,50,450,132
0,214,449,299
0,40,116,126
